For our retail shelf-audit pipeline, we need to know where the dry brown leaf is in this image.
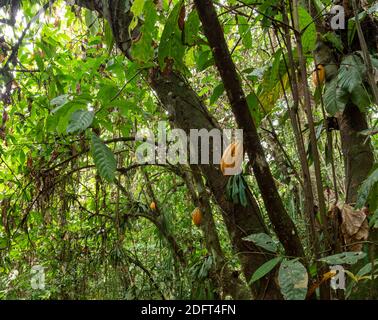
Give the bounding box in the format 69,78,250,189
341,204,369,252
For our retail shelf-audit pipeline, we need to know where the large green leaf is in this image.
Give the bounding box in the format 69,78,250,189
297,7,316,53
131,0,157,63
50,94,69,110
249,257,282,284
369,209,378,228
356,165,378,209
158,0,186,72
209,83,224,105
323,32,343,52
319,251,367,265
338,54,366,94
243,233,277,253
323,77,348,115
350,84,371,112
356,259,378,277
196,50,214,72
238,15,252,49
130,0,145,17
66,109,94,134
48,101,82,134
185,9,200,46
91,134,117,182
246,92,262,127
278,259,308,300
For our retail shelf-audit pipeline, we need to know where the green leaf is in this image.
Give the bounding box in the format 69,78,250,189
50,94,69,109
0,236,7,249
104,21,115,53
323,32,343,52
232,175,239,203
209,83,224,105
158,0,186,72
238,175,248,207
84,9,99,35
319,251,367,265
49,101,82,134
348,11,367,46
298,7,316,53
185,10,200,46
367,3,378,14
338,54,366,94
243,233,277,253
356,259,378,277
91,134,117,182
249,257,282,284
67,109,94,134
369,209,378,228
226,175,249,207
356,165,378,208
238,16,252,49
196,50,214,71
269,48,283,88
130,0,145,16
350,84,371,112
246,92,262,127
278,259,308,300
323,77,348,115
131,0,157,64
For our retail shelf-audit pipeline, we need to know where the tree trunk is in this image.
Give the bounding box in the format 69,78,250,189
182,166,252,299
149,70,282,299
70,0,283,299
338,103,374,204
194,0,304,259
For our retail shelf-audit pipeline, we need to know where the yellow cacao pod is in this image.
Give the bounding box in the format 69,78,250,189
312,64,325,87
220,142,243,175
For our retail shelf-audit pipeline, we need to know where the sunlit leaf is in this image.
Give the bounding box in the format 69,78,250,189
319,251,367,265
67,109,94,134
243,233,277,253
249,257,282,284
278,259,308,300
91,134,117,182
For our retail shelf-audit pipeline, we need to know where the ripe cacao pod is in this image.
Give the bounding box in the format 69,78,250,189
191,207,202,226
312,64,325,87
150,201,156,211
220,142,243,175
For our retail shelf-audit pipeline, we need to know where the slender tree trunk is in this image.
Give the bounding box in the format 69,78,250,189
182,166,252,299
309,0,377,298
339,104,374,204
149,70,282,299
193,0,304,259
69,0,284,299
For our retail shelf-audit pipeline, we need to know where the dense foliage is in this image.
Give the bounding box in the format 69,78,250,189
0,0,377,300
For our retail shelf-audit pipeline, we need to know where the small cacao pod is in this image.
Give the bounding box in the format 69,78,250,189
191,207,202,226
150,201,156,211
312,64,325,87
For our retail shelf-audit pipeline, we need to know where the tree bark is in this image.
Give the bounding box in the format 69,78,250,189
182,166,252,300
339,103,374,204
149,70,281,299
